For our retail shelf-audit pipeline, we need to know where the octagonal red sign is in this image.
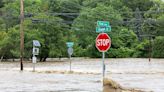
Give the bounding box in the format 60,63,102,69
96,33,111,52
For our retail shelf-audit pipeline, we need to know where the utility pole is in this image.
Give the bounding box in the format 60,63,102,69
140,35,154,62
20,0,24,71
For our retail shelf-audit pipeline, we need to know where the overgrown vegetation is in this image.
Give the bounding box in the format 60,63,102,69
0,0,163,60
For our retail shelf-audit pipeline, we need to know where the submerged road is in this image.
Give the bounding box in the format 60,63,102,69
0,58,164,92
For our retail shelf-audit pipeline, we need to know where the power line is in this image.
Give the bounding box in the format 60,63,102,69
23,9,164,17
1,14,163,28
30,17,164,25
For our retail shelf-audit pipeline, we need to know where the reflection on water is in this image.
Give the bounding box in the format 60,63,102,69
0,58,164,92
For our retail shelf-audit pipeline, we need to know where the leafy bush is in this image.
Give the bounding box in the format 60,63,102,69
153,36,164,58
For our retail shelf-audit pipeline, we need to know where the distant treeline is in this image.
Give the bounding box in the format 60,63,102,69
0,0,164,61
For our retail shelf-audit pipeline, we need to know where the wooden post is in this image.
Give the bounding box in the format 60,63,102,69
20,0,24,71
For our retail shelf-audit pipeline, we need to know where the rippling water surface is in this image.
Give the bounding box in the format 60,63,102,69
0,58,164,92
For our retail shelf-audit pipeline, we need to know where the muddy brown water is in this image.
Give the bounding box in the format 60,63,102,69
0,58,164,92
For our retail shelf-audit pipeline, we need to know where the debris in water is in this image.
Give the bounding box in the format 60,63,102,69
103,78,152,92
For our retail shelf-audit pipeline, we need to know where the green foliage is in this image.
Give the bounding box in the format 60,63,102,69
143,0,164,36
134,40,149,58
0,31,7,56
156,15,164,36
122,0,154,11
107,28,138,58
0,0,4,8
72,4,122,57
1,26,20,58
0,0,164,59
153,36,164,58
110,47,135,58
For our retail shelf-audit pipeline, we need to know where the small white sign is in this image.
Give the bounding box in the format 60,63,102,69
32,56,37,63
33,48,39,55
68,47,73,56
33,40,41,47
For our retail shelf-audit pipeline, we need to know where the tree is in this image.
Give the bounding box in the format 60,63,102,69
122,0,154,11
0,0,71,60
48,0,83,23
0,0,4,8
143,0,164,36
153,36,164,58
107,28,138,58
29,13,69,59
0,0,163,59
0,31,7,61
72,4,139,57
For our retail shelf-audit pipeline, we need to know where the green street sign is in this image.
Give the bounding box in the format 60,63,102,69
96,26,111,33
66,42,74,48
97,21,110,27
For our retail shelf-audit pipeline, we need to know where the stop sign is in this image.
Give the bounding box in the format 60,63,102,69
96,33,111,52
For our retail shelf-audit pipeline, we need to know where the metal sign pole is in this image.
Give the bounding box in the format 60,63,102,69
67,47,73,72
102,30,105,78
69,54,72,72
32,40,40,72
33,61,35,72
32,46,35,72
33,55,35,72
96,21,111,91
32,55,37,72
102,52,105,78
32,47,35,72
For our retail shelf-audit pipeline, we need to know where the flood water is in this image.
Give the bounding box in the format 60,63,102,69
0,58,164,92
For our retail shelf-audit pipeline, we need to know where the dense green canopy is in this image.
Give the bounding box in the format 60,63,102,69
0,0,164,60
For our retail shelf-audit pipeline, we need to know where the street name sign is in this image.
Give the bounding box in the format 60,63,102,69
96,26,111,33
96,21,111,33
97,21,110,27
66,42,74,48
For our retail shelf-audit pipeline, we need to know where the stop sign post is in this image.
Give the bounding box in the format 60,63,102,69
96,33,111,78
96,21,111,89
